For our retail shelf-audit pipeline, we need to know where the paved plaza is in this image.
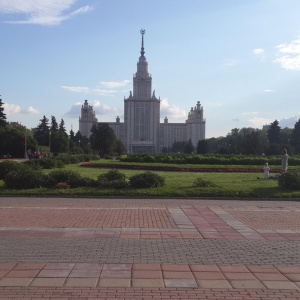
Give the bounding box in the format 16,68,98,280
0,197,300,299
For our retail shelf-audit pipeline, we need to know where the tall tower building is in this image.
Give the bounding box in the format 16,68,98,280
79,100,98,138
124,29,160,154
79,30,206,153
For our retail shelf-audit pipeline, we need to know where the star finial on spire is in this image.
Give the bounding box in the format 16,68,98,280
140,28,145,56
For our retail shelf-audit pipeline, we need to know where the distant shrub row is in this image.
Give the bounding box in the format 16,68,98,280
0,154,99,180
22,154,99,170
3,168,165,190
119,154,300,166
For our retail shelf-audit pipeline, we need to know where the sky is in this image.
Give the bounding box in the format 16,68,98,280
1,0,300,138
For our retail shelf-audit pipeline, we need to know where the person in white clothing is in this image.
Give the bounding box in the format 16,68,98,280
263,162,270,180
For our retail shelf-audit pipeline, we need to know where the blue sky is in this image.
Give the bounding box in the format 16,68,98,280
1,0,300,138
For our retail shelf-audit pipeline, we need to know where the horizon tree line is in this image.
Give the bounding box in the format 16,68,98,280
1,96,300,157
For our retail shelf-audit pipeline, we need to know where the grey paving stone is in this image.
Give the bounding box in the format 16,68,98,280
0,237,299,265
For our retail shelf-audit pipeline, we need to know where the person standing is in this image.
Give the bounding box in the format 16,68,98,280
263,162,270,179
281,148,289,173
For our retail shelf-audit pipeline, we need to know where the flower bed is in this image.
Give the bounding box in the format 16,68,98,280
80,163,281,173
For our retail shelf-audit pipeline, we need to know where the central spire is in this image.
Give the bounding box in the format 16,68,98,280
140,28,145,56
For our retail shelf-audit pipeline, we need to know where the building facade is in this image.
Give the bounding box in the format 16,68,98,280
79,100,98,139
79,30,205,153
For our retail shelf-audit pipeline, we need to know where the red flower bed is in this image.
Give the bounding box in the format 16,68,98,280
80,163,281,173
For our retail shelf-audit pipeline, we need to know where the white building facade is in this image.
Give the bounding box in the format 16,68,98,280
79,30,206,153
79,100,98,139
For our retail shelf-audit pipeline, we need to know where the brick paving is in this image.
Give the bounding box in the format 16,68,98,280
1,197,300,299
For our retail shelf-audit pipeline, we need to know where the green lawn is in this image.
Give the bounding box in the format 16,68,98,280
0,162,299,199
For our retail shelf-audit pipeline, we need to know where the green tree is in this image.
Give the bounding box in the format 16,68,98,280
68,129,76,152
69,129,75,142
50,132,69,153
74,130,83,145
226,128,240,154
59,119,68,137
0,124,37,157
115,139,126,155
0,96,7,127
170,141,186,153
50,116,58,133
280,127,293,145
89,123,116,157
291,119,300,154
267,120,281,144
33,115,50,146
237,128,267,155
183,139,194,154
196,139,209,154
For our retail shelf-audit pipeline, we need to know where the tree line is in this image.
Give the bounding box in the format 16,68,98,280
1,96,300,157
0,97,125,158
163,120,300,155
196,119,300,155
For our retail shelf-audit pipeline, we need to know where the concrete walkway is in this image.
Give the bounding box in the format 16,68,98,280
0,197,300,299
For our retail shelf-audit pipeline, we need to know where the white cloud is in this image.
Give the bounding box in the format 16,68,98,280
0,0,92,26
99,80,130,89
160,98,186,120
3,103,21,115
248,117,272,127
3,103,39,115
253,48,265,56
61,86,91,93
263,89,274,92
253,48,266,62
279,114,300,128
26,106,39,114
61,85,115,96
61,80,130,96
242,112,259,116
64,102,81,118
274,37,300,70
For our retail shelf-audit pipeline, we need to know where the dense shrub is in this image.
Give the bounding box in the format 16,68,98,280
193,177,217,187
129,171,165,188
22,159,43,170
80,177,98,187
98,169,126,181
278,170,300,190
54,182,70,189
45,169,85,188
97,170,128,189
118,153,300,166
35,158,58,169
68,156,82,164
4,167,45,189
23,158,64,169
0,160,20,179
142,155,156,163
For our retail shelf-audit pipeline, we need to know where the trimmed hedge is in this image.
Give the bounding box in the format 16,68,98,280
4,167,45,189
0,160,20,179
44,170,87,188
129,171,165,188
119,154,300,166
97,170,128,189
278,170,300,190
